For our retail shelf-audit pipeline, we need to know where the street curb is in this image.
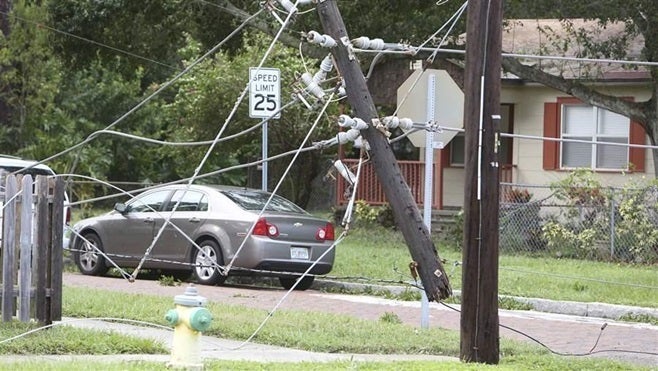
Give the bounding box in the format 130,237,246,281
312,279,658,322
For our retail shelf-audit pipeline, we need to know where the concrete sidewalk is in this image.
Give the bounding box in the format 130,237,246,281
0,317,459,366
2,273,656,368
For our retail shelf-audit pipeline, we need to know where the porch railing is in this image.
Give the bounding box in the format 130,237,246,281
336,159,438,207
336,160,515,209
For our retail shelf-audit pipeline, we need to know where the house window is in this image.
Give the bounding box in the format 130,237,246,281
543,98,645,172
450,134,465,166
560,104,629,170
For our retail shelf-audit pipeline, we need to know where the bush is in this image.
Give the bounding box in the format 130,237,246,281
333,201,397,229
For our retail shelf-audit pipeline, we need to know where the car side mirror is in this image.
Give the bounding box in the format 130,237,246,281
114,202,130,214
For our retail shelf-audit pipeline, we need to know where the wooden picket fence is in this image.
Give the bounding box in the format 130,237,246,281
0,174,64,324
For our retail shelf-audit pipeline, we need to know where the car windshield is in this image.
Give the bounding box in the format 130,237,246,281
221,189,307,214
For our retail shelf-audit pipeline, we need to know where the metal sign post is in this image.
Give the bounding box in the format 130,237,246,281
419,73,436,330
249,67,281,191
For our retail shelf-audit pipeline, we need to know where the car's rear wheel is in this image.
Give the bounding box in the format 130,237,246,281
192,240,226,285
279,276,314,291
74,232,109,276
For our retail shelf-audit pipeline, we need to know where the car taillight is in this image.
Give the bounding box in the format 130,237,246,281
316,222,335,241
253,217,279,238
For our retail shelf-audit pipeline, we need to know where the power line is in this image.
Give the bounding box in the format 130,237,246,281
10,7,266,177
354,44,658,68
0,9,177,70
222,91,337,275
80,98,300,147
129,2,303,280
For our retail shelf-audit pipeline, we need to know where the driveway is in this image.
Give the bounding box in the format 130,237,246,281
63,273,658,367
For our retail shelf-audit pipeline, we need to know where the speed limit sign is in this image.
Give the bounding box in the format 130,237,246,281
249,67,281,119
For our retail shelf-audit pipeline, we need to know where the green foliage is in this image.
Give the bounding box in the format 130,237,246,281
379,312,402,325
157,275,181,287
551,169,607,207
613,179,658,262
618,313,658,326
542,170,658,263
438,210,464,250
0,1,62,153
541,221,599,259
160,32,338,205
498,297,534,311
349,201,397,229
354,200,380,225
48,0,204,83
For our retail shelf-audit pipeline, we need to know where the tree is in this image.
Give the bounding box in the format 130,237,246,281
0,1,62,154
211,1,658,176
160,33,339,206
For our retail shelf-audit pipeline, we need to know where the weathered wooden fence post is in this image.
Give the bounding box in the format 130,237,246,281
1,174,18,322
19,175,33,322
50,177,64,321
35,175,49,324
1,174,64,324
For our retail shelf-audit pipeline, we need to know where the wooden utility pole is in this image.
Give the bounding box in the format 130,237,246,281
460,0,503,364
316,1,451,301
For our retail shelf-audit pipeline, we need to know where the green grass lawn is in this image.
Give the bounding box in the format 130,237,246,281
332,226,658,308
0,286,650,371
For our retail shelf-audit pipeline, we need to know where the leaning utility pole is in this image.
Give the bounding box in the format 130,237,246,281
460,0,503,364
316,0,451,301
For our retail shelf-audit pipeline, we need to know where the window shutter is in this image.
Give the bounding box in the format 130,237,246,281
629,121,646,172
543,102,559,170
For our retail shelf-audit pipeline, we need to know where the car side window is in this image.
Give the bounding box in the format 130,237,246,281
129,191,170,213
165,190,207,212
199,195,208,211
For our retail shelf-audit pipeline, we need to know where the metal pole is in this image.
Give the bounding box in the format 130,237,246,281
420,73,436,329
262,121,268,191
610,197,615,259
423,73,436,228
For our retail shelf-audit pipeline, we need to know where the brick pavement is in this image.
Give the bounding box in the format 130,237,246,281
63,273,658,367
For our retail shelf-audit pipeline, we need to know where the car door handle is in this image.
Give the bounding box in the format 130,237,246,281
188,217,200,223
144,217,154,223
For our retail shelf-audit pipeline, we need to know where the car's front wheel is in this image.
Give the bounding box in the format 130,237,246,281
279,276,314,291
74,232,109,276
192,240,226,285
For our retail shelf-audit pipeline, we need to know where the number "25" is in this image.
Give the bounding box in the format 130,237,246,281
254,94,276,111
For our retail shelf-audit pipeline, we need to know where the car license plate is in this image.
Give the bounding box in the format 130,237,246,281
290,247,309,260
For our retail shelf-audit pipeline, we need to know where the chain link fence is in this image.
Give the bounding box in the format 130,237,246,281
499,182,658,264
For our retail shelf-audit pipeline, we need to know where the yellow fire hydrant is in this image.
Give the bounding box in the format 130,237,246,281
165,285,213,370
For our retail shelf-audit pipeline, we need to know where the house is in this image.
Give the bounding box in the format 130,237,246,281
338,19,654,210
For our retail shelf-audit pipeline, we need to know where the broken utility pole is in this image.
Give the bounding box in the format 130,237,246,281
316,0,451,301
460,0,502,364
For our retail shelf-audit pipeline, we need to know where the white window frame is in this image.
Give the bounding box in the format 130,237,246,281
560,104,630,170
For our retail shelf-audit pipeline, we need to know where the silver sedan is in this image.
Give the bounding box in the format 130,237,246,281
69,185,336,290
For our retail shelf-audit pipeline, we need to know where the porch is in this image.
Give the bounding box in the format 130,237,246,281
335,159,514,209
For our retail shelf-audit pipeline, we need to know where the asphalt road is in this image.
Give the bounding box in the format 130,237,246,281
63,272,658,367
